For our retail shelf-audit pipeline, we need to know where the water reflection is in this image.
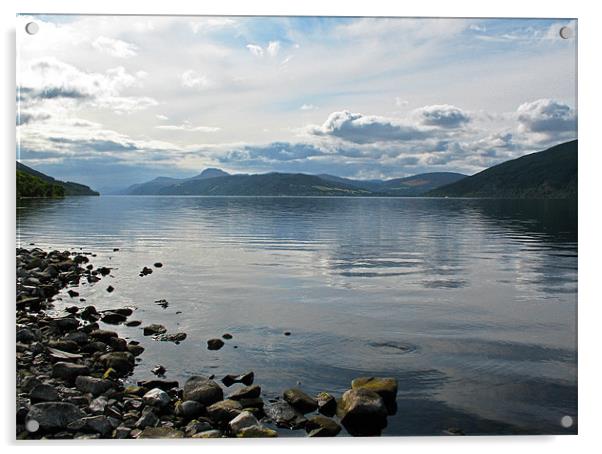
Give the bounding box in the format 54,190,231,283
16,196,577,435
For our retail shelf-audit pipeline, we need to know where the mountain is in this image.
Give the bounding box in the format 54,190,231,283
16,162,99,197
124,168,230,195
318,172,466,195
158,172,373,196
122,169,466,197
428,140,577,199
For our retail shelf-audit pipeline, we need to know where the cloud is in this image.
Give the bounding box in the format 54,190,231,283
517,98,576,136
92,36,138,58
156,123,220,133
300,104,318,111
190,18,237,34
414,104,471,128
246,41,281,58
180,70,212,89
19,57,154,113
309,110,427,144
218,142,325,164
246,44,264,57
395,97,409,107
267,41,281,57
156,114,169,120
17,111,50,126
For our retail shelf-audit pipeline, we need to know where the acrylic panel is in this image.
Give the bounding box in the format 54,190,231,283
16,15,577,439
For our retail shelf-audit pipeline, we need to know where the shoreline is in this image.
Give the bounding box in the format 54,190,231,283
16,246,399,439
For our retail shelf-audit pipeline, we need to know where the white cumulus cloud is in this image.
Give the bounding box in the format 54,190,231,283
92,36,138,58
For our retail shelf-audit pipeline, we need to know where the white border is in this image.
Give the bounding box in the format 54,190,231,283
2,1,601,454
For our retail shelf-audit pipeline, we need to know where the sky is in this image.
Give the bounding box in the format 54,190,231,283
16,15,577,192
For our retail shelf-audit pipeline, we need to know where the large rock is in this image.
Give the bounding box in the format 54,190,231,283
283,388,318,414
99,351,135,375
26,402,86,431
52,362,89,383
227,385,261,401
29,384,60,402
228,411,259,434
183,376,223,406
305,415,342,437
75,376,114,396
143,388,171,408
351,377,398,406
206,399,243,424
264,401,307,429
174,400,204,419
337,388,388,436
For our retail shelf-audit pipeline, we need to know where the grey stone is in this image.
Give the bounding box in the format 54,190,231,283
305,415,342,437
52,362,89,382
183,376,223,406
75,376,114,396
229,411,259,434
206,399,243,424
283,388,318,414
142,388,171,408
337,388,387,436
264,401,307,429
26,402,86,431
174,400,204,418
135,407,159,429
29,383,60,402
99,351,135,375
227,385,261,401
83,415,112,436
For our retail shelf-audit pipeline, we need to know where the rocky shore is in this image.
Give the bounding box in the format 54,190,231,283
16,247,399,439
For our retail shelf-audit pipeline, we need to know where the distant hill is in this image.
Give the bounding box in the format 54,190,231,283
158,172,373,196
318,172,466,195
124,168,230,195
16,162,99,197
123,170,466,196
428,140,577,199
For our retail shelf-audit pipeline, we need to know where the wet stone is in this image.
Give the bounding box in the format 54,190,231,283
283,388,318,414
183,376,223,406
143,324,166,336
227,385,261,401
207,338,224,350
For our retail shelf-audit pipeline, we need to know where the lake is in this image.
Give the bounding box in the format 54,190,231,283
16,196,578,436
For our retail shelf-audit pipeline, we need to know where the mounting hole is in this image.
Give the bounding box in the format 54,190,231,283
560,415,573,428
25,22,39,35
25,419,39,432
559,26,573,39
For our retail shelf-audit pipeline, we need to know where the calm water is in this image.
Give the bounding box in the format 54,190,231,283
16,196,577,436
